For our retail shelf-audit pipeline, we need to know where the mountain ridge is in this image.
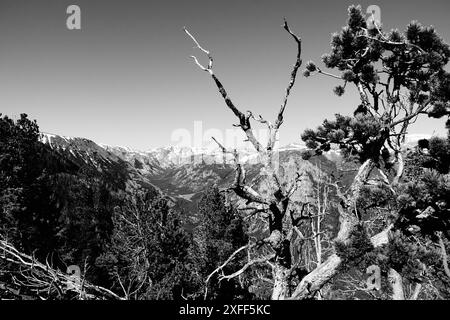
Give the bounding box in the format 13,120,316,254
38,131,432,226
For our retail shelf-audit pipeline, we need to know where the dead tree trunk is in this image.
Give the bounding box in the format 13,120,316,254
184,20,303,300
388,268,405,300
290,225,391,299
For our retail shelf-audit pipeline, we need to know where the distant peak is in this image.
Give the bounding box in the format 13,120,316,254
40,132,440,154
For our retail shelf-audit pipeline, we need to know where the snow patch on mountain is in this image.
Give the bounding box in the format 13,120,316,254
40,131,440,172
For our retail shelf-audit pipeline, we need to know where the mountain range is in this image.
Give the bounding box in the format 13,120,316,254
39,132,430,229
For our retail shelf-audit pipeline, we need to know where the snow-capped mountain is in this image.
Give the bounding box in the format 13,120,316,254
38,131,435,223
101,144,267,169
38,133,320,220
40,131,435,174
39,132,162,196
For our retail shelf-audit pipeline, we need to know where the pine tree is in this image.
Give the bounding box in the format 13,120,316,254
193,186,250,299
302,5,450,165
0,113,45,249
293,5,450,299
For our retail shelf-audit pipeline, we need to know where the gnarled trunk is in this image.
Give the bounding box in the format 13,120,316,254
272,264,289,300
337,159,376,242
290,225,391,299
289,159,385,300
388,268,405,300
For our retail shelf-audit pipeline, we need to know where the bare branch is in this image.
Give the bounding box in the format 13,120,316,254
0,239,125,300
211,137,233,155
273,20,302,132
287,172,303,198
219,254,276,282
316,68,343,80
204,244,250,299
357,33,426,54
390,99,431,128
184,26,263,152
388,268,405,300
231,164,267,204
183,27,213,71
409,283,422,300
437,232,450,280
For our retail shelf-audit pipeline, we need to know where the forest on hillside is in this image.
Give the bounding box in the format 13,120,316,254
1,5,450,300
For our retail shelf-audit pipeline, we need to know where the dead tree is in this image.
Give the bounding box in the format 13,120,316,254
183,19,390,301
0,238,125,300
184,20,303,300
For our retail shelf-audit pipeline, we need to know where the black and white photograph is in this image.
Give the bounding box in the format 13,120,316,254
1,0,450,309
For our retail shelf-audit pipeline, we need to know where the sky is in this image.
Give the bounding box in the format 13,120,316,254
0,0,449,150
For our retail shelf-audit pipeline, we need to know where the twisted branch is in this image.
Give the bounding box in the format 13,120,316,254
0,239,124,300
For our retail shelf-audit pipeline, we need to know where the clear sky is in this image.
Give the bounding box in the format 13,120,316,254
0,0,449,150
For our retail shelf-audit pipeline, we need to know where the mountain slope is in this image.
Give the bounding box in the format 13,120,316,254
40,133,160,195
39,133,343,227
39,132,431,229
